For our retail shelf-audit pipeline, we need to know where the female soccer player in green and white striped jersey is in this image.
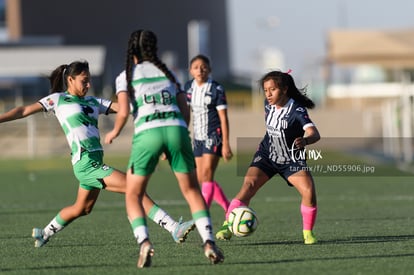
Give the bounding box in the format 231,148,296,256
0,60,195,248
106,30,224,268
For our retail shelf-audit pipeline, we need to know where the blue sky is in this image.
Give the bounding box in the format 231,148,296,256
227,0,414,80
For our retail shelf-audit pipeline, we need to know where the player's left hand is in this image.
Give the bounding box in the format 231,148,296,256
222,146,233,162
104,130,118,144
294,137,307,149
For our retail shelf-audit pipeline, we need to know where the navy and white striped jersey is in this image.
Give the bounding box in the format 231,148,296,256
184,78,227,140
261,98,314,164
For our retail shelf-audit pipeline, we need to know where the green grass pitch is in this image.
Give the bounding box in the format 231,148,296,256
1,152,414,274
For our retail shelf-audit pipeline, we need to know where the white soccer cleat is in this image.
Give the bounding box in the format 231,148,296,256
137,239,154,268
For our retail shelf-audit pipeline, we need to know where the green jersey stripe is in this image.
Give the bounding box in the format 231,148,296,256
132,76,168,86
66,113,98,128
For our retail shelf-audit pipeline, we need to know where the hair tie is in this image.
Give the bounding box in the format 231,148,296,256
138,30,145,55
285,69,292,74
62,65,68,88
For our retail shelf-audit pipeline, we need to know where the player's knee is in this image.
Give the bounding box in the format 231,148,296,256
301,187,316,203
200,173,214,182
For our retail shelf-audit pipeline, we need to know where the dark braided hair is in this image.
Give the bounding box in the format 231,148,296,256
125,30,182,100
259,71,315,109
48,61,89,94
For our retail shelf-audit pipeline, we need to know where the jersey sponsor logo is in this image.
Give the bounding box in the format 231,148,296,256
46,98,55,106
267,124,286,135
144,110,178,122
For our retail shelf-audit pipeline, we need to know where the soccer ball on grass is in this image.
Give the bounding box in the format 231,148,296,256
227,206,258,237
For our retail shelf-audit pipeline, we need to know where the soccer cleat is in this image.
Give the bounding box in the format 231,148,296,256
203,240,224,264
215,220,232,241
172,217,195,243
32,228,49,248
303,230,317,245
137,239,154,268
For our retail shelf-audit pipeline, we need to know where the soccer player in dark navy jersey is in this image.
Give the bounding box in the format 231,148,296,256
220,70,320,244
184,55,233,240
263,98,315,165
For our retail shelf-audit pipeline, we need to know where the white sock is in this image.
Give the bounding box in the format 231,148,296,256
133,226,149,244
131,217,149,244
148,205,177,233
43,214,66,239
193,211,214,243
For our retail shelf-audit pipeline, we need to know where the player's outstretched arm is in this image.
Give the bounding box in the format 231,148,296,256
0,102,43,123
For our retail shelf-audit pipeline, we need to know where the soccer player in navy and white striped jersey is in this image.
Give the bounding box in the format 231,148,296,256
222,70,320,244
184,55,233,240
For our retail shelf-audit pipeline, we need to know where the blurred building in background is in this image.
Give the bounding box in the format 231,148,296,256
1,0,230,99
325,28,414,163
0,0,233,158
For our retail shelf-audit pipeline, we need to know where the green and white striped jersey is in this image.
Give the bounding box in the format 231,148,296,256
38,92,112,165
115,62,187,135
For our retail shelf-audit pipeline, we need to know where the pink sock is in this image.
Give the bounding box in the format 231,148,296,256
301,204,317,230
212,181,230,212
201,182,214,208
226,199,246,220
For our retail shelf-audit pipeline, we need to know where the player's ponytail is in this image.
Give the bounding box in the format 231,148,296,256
284,73,315,109
125,30,143,101
49,64,67,93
